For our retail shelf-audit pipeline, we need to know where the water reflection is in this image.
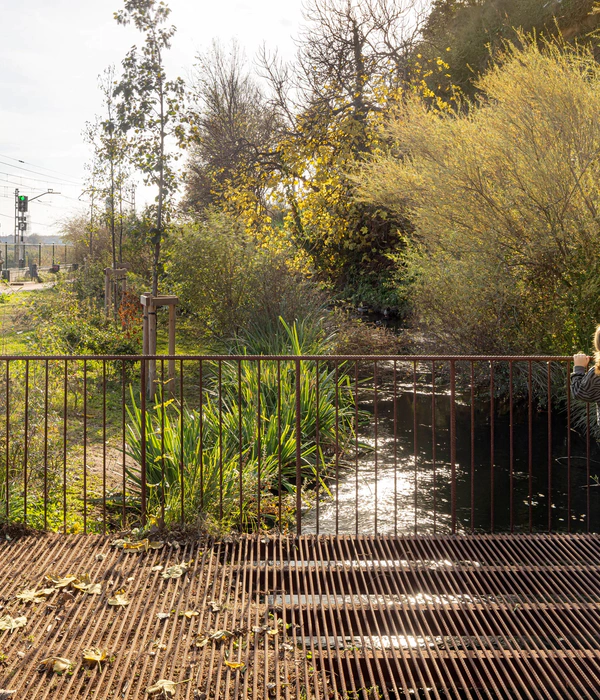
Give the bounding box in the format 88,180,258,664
303,365,600,534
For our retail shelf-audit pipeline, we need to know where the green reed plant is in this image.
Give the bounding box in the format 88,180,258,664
125,320,364,530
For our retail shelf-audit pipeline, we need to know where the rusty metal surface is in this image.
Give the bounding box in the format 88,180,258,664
0,533,599,698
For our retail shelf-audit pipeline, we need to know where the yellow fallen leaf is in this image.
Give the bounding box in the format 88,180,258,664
16,588,51,604
72,575,102,595
45,574,77,588
82,647,107,670
0,615,27,632
108,590,129,607
149,541,164,549
180,611,198,619
151,565,164,572
267,628,279,636
224,660,245,671
194,636,209,648
110,539,126,548
123,539,149,552
39,656,72,673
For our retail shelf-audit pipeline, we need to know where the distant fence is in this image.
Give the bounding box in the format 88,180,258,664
1,243,75,270
0,355,598,535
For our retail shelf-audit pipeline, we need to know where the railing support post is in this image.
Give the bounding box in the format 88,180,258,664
450,360,456,534
295,358,302,535
140,358,147,526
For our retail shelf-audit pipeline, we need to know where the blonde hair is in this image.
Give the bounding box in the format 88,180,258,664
594,325,600,375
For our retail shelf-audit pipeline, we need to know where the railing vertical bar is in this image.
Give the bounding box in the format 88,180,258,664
547,360,552,533
160,359,165,525
335,360,339,536
23,359,29,526
315,359,320,535
180,359,184,525
5,360,8,522
102,360,107,534
374,360,378,537
121,360,126,529
257,359,261,528
219,359,224,522
44,359,49,531
354,360,359,537
509,360,514,534
528,361,533,533
431,361,437,535
140,357,147,527
394,360,398,536
413,359,418,535
566,359,571,533
470,361,475,534
586,402,591,532
199,360,203,513
238,359,243,532
63,359,68,534
450,360,456,534
277,360,282,531
490,359,495,533
83,359,87,534
295,358,302,535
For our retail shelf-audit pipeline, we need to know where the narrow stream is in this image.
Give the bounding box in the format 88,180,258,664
303,366,600,534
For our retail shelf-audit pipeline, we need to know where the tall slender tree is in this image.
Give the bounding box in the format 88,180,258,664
113,0,185,296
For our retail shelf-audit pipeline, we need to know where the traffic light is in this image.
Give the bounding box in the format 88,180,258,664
17,195,28,212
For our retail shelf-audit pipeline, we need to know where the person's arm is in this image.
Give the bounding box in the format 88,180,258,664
571,354,600,402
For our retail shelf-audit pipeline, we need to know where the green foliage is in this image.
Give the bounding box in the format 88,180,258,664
418,0,599,97
114,0,187,295
124,320,362,530
166,211,326,342
358,39,600,354
23,283,141,356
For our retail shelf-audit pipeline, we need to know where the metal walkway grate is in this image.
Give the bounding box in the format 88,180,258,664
0,534,599,698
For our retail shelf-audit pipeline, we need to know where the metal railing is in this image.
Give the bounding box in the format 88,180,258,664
0,354,597,535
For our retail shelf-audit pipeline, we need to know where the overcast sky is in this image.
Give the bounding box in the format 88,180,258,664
0,0,304,238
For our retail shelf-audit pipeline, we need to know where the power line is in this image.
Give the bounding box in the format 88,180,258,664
0,153,83,185
0,170,80,188
0,160,82,187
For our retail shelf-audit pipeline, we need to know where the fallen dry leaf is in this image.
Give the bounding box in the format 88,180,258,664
82,647,107,670
149,541,164,549
110,538,126,548
156,612,170,620
151,565,164,572
45,574,77,589
39,656,72,673
16,588,53,604
0,615,27,632
108,590,130,607
72,575,102,595
207,601,220,613
193,636,209,648
146,678,192,697
209,630,234,642
224,660,245,671
161,562,191,580
123,539,149,552
180,611,199,619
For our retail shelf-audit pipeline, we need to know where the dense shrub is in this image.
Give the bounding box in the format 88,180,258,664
167,211,326,342
359,39,600,355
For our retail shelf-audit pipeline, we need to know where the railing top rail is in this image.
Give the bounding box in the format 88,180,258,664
0,353,577,362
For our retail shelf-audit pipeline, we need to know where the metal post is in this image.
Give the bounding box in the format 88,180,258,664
295,358,302,535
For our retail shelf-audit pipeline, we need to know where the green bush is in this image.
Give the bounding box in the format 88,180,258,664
166,211,326,342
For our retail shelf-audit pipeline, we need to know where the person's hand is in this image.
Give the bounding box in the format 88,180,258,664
573,353,590,368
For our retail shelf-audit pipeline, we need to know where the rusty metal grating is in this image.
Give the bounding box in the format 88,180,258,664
0,534,599,698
